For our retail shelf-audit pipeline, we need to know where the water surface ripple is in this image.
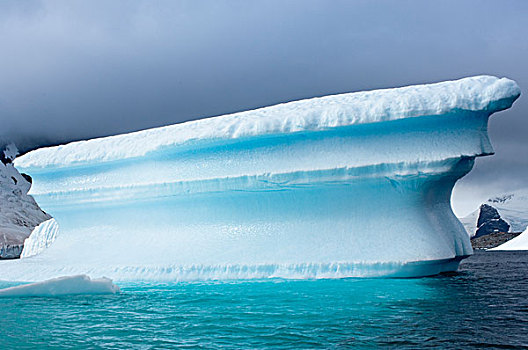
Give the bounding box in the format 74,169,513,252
1,251,527,349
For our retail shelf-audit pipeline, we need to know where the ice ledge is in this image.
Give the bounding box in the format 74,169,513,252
0,257,468,282
16,75,520,169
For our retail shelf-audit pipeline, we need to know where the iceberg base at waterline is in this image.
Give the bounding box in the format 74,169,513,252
0,75,521,282
4,257,468,282
0,275,119,297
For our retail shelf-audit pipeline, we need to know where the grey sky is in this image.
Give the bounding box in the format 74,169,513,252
0,0,527,214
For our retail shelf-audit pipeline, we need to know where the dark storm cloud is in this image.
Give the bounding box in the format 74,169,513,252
0,0,527,212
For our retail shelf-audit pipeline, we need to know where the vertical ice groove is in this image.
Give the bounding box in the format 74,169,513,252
1,75,520,282
20,219,59,259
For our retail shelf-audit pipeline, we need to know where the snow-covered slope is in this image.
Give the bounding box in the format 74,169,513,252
0,144,51,259
1,75,521,281
491,226,528,250
460,189,528,237
487,191,528,233
459,210,480,237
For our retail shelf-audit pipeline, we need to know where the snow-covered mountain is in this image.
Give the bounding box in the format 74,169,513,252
459,189,528,238
0,144,51,259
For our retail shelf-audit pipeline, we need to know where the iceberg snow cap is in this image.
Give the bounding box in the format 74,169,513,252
15,75,520,170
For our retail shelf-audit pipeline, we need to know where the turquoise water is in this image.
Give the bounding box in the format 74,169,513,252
1,251,527,349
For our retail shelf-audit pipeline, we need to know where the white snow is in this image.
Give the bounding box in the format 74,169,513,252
20,218,59,258
15,75,520,169
0,275,119,297
486,191,528,233
491,226,528,251
459,209,480,238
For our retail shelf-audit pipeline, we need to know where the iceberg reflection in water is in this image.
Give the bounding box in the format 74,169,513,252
1,75,521,281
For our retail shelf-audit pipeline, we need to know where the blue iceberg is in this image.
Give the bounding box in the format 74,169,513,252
1,75,520,281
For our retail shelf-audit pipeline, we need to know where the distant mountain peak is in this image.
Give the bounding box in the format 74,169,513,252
488,194,514,204
474,204,510,238
459,188,528,239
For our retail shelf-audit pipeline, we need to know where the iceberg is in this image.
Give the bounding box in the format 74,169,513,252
0,75,520,281
0,275,119,297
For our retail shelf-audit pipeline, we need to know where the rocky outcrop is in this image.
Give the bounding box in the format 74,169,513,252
474,204,510,238
0,144,51,259
471,231,522,249
0,243,24,259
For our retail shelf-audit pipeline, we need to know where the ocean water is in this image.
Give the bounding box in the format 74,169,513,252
1,251,527,349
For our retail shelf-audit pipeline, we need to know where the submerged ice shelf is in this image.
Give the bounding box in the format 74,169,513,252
1,75,521,281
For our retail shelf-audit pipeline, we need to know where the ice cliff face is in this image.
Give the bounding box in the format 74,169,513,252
20,218,59,259
0,144,51,259
1,75,521,281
